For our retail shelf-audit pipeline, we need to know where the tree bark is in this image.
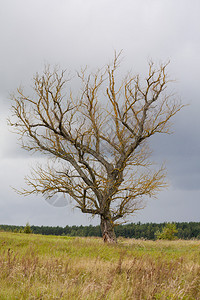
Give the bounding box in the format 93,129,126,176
100,215,117,243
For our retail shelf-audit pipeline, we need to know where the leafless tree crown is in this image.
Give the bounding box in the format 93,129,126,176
10,53,183,241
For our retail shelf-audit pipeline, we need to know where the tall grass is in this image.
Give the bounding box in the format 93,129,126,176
0,232,199,299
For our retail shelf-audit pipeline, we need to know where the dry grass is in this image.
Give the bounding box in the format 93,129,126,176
0,232,199,299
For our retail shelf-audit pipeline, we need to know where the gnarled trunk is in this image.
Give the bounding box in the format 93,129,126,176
100,215,117,243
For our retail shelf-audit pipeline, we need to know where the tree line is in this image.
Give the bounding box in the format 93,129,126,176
0,222,200,240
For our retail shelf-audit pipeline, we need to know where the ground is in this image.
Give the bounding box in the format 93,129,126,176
0,232,199,299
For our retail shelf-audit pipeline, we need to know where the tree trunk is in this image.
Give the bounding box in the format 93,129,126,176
100,215,117,243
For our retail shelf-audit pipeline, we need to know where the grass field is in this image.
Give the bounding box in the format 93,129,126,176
0,232,199,299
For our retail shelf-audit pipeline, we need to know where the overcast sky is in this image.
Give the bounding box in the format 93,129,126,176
0,0,200,227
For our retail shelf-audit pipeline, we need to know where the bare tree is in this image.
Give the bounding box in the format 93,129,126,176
10,53,183,243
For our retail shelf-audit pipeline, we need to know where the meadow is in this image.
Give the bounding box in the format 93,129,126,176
0,232,199,299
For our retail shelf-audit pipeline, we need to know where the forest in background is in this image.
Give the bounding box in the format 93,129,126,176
0,222,200,240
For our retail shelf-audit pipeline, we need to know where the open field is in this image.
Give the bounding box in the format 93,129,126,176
0,232,199,299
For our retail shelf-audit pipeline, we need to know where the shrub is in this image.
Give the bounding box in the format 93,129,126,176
155,223,178,240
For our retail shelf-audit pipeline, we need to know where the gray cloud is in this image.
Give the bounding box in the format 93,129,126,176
0,0,200,226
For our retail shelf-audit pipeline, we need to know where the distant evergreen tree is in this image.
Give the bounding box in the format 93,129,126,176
24,222,32,234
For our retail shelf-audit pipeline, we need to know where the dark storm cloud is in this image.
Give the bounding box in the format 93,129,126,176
150,100,200,192
0,0,200,225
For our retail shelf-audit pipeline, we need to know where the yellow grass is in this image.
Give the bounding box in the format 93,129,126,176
0,232,199,299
